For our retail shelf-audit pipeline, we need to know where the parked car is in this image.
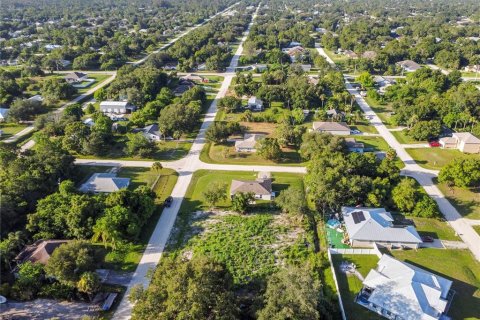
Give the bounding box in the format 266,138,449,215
351,129,361,134
429,140,440,147
421,236,434,243
164,196,173,207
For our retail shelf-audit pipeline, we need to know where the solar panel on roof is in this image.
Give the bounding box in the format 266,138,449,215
352,211,366,224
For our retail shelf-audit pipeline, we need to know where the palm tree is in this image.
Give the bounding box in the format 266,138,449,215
151,161,163,173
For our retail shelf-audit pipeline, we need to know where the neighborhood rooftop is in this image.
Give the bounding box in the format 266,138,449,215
79,173,131,193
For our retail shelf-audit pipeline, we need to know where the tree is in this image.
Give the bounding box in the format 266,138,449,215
12,261,44,300
125,133,156,157
63,103,84,120
412,196,439,218
257,138,282,161
45,241,97,287
300,133,346,160
218,96,242,113
62,122,91,153
77,272,101,301
438,158,480,188
258,266,321,320
7,99,46,122
205,121,230,144
151,162,163,173
132,256,238,320
357,71,374,88
231,192,254,214
85,103,96,115
202,182,227,208
41,78,77,103
408,120,441,141
275,187,307,216
392,178,419,213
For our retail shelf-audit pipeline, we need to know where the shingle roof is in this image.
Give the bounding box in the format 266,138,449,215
230,178,272,196
453,132,480,144
65,71,87,80
312,121,350,132
397,60,421,70
143,123,161,136
342,207,422,244
15,239,69,265
79,173,130,193
235,134,264,149
363,254,452,320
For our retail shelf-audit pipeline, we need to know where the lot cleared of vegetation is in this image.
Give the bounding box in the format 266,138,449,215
407,148,480,170
437,182,480,220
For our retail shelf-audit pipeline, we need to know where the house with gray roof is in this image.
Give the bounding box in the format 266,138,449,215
396,60,421,72
99,101,136,114
65,71,87,84
141,123,162,141
439,132,480,153
357,254,454,320
79,173,130,193
230,172,273,200
345,138,364,153
312,121,350,135
234,134,265,152
342,207,422,249
0,108,9,122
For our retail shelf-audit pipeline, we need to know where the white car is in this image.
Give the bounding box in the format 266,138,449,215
351,129,361,135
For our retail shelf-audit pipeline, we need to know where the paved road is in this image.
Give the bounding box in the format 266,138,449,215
316,47,336,65
112,5,261,319
3,73,116,144
345,79,480,261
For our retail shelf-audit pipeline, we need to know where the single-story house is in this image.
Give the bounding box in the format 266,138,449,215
288,41,302,48
312,121,350,135
342,207,422,249
283,46,305,62
15,239,69,266
464,65,480,73
173,79,196,96
79,173,130,193
345,138,364,153
396,60,421,72
300,64,312,72
247,96,264,111
0,108,9,122
344,50,358,59
65,71,88,84
439,132,480,153
361,51,377,60
83,118,95,127
181,74,208,83
163,63,178,70
253,64,268,72
28,95,44,102
141,123,162,141
230,172,274,200
234,134,265,152
357,254,453,320
326,108,345,120
99,101,136,114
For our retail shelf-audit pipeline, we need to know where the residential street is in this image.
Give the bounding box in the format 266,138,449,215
112,5,261,319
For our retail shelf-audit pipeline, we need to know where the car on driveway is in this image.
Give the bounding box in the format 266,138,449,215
351,129,361,135
164,196,173,207
428,140,440,147
421,235,434,243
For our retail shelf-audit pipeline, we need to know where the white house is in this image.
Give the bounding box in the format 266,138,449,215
234,134,265,152
357,254,453,320
141,123,162,141
247,96,264,111
312,121,350,135
230,172,274,200
0,108,9,122
83,118,95,127
439,132,480,153
396,60,421,72
65,72,88,84
79,173,130,193
28,95,44,103
342,207,422,249
99,101,136,114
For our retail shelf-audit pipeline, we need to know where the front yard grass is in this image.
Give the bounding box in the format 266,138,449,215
407,148,480,170
391,130,424,144
474,225,480,235
0,123,29,140
406,216,460,241
200,142,305,166
390,249,480,320
437,182,480,220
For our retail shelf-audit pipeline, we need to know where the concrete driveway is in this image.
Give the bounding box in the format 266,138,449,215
0,299,98,320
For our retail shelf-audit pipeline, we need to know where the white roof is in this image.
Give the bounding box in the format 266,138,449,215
235,134,264,149
363,254,452,320
248,96,263,105
100,101,129,108
79,173,130,193
0,108,9,119
312,121,350,132
452,132,480,144
342,207,422,244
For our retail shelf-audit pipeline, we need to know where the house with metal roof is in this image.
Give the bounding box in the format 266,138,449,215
342,207,422,249
64,71,87,84
396,60,421,72
230,172,274,200
312,121,351,135
439,132,480,153
99,101,136,114
345,138,364,153
234,134,265,152
79,173,130,193
247,96,264,111
356,254,454,320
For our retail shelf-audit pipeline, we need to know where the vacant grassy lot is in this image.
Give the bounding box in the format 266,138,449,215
331,254,383,320
406,216,460,241
391,249,480,320
407,148,480,170
0,123,29,140
363,96,396,127
437,182,480,220
391,130,425,144
200,142,305,166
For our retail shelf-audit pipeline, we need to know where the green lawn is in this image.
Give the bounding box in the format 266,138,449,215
407,148,480,170
76,74,111,94
437,182,480,220
363,97,396,127
200,142,305,166
73,165,114,185
350,123,378,134
352,136,390,151
331,254,383,320
391,249,480,320
474,226,480,235
406,216,460,241
100,167,178,271
0,123,28,140
391,130,424,144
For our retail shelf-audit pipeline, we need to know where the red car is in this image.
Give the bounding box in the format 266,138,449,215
429,140,440,147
